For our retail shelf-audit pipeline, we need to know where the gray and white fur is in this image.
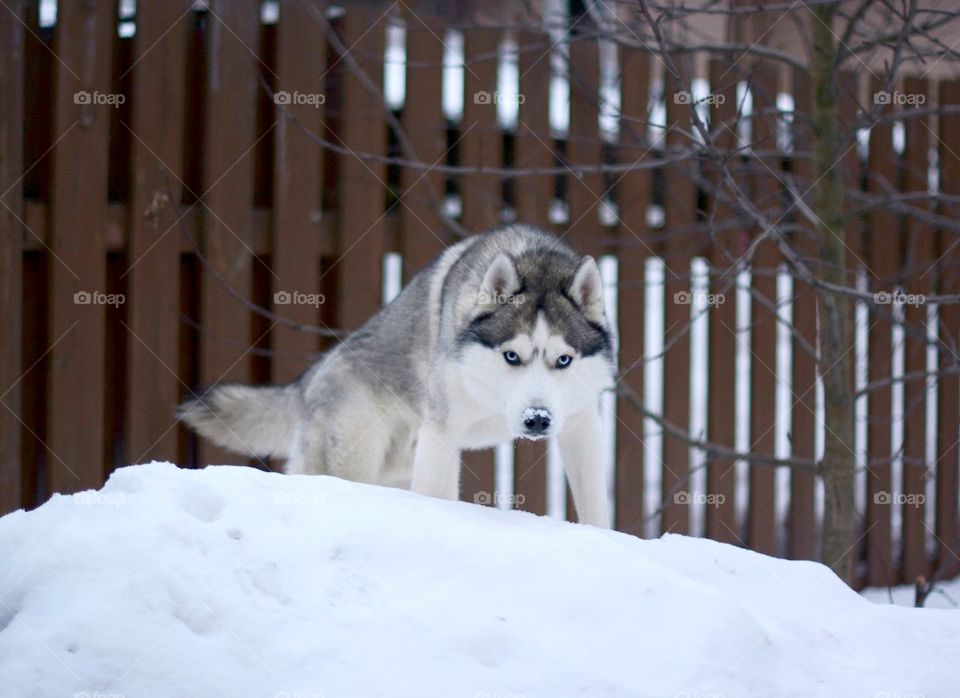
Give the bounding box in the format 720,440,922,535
179,224,615,527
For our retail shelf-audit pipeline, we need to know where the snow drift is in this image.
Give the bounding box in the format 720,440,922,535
0,462,956,697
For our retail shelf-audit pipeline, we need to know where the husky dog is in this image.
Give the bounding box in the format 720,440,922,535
179,225,615,527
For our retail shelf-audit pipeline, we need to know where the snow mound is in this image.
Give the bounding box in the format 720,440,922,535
0,462,956,697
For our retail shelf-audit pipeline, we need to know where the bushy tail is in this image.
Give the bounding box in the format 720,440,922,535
178,383,300,458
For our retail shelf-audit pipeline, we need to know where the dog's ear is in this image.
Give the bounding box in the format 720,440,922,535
477,253,520,308
569,256,605,324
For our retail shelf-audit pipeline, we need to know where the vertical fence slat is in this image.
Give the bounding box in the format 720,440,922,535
787,66,817,560
459,27,501,506
901,76,932,583
660,54,698,535
566,36,602,259
460,27,501,233
865,75,900,587
335,8,387,330
47,2,114,493
124,2,187,466
271,2,325,385
0,0,24,513
838,71,865,583
198,4,259,467
705,59,740,544
747,61,780,556
564,34,602,522
401,12,448,281
936,79,960,580
512,30,553,517
614,46,650,535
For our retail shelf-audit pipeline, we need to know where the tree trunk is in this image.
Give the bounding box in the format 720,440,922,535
811,3,857,584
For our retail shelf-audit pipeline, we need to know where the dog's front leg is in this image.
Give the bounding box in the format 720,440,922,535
558,407,611,528
411,421,461,500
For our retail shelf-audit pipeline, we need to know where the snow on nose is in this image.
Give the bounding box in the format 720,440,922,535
522,406,552,434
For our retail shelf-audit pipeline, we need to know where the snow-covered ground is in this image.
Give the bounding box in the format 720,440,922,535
862,574,960,610
0,462,957,698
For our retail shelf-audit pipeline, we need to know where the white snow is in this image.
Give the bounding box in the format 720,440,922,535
521,407,551,423
863,575,960,610
0,462,957,697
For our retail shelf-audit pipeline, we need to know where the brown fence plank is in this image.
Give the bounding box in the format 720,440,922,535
124,2,188,466
566,36,602,259
901,77,932,583
512,30,553,517
197,4,260,467
514,30,553,229
748,240,779,555
613,45,650,535
400,12,448,281
47,1,114,493
460,27,501,235
459,27,501,506
746,62,781,556
936,78,960,580
659,54,699,535
271,2,325,385
864,75,901,587
0,0,24,513
334,8,387,331
705,59,741,545
787,66,817,560
563,35,603,522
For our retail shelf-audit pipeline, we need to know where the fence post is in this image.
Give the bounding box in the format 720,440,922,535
936,79,960,581
334,7,388,331
459,26,501,506
660,53,699,535
705,58,741,545
124,2,188,467
901,76,933,583
271,1,325,385
787,66,817,560
865,75,901,587
196,4,260,468
512,29,554,517
614,45,651,535
747,61,781,556
0,0,24,513
47,1,114,493
401,11,449,280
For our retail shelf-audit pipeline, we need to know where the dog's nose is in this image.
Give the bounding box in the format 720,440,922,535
523,407,552,434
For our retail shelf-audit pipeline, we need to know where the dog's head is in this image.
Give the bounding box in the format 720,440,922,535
455,251,614,439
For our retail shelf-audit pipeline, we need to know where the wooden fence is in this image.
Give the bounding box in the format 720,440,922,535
1,0,959,590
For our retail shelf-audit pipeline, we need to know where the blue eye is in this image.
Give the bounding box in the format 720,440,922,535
555,354,573,369
503,351,521,366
